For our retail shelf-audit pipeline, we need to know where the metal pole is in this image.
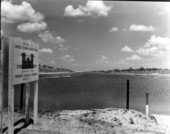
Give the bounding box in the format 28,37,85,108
126,80,129,109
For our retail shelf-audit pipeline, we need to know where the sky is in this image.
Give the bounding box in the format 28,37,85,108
1,0,170,71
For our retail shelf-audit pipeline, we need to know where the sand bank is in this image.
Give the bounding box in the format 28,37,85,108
1,108,170,134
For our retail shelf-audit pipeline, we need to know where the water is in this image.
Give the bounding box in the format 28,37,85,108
4,73,170,115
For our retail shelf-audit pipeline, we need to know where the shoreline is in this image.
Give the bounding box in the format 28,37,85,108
87,71,170,78
39,71,170,77
39,72,80,79
39,72,74,75
111,72,170,77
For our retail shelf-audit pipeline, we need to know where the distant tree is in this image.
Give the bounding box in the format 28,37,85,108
139,67,145,71
39,64,74,72
129,67,133,71
114,68,120,72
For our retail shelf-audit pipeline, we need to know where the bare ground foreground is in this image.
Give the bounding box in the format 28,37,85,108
1,108,170,134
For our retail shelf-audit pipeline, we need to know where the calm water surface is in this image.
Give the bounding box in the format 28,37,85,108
7,73,170,115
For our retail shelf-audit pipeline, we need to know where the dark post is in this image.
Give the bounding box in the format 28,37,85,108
20,83,24,111
146,92,149,105
126,80,129,109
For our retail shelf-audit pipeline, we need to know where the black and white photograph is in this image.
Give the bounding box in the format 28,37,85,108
1,0,170,134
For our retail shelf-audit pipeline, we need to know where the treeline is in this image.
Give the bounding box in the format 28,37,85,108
39,64,74,72
108,67,170,74
114,67,167,72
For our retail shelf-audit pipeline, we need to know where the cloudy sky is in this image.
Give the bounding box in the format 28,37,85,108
1,0,170,71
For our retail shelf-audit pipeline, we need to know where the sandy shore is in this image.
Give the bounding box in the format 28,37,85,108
39,72,81,79
151,114,170,130
1,108,170,134
108,72,170,77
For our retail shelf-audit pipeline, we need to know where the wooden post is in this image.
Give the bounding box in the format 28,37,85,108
20,83,24,111
146,92,149,117
126,80,130,109
25,82,30,124
8,85,14,134
8,37,14,134
33,81,38,125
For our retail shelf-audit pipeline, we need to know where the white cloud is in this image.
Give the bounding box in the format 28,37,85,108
1,0,47,33
59,44,70,51
137,47,164,57
129,24,155,32
121,46,133,52
145,35,170,48
96,55,109,64
60,55,75,63
119,59,129,65
84,1,113,17
126,55,142,61
38,31,71,51
17,21,47,33
121,36,170,66
109,27,118,32
64,5,86,17
137,35,170,57
39,31,65,44
64,0,113,17
40,48,53,53
158,4,170,15
1,0,44,23
38,31,70,51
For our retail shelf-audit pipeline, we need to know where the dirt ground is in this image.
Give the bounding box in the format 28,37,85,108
1,108,170,134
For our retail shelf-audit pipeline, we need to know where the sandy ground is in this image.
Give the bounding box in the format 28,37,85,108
1,108,170,134
151,114,170,131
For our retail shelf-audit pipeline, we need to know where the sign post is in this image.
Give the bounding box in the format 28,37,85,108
25,82,30,124
1,36,39,134
33,80,38,125
12,37,39,85
12,37,39,127
0,37,4,134
8,37,14,134
20,83,24,112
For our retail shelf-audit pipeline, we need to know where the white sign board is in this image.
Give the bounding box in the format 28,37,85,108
11,38,39,85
